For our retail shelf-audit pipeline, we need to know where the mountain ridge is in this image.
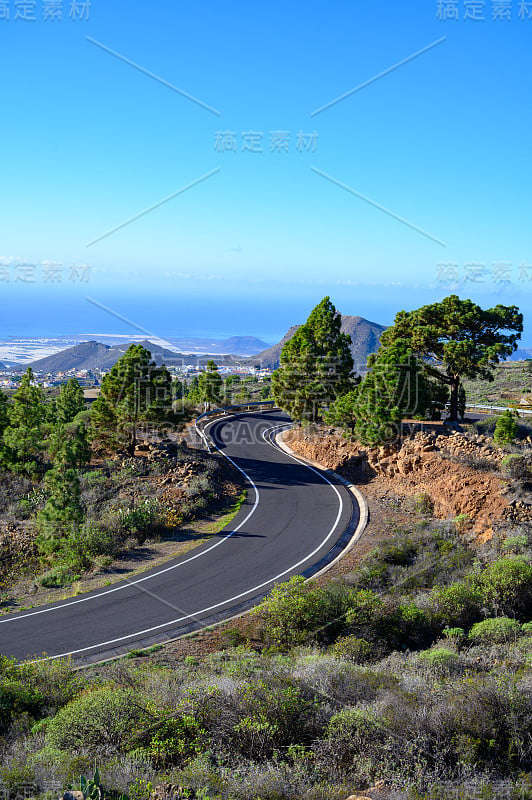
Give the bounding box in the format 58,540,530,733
24,339,244,372
251,315,387,370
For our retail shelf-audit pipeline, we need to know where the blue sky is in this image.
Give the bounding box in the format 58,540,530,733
1,0,532,343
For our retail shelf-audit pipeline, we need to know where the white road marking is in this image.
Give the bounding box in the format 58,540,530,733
0,417,259,626
4,413,346,661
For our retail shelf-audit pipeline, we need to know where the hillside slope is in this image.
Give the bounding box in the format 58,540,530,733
25,339,243,372
253,315,386,370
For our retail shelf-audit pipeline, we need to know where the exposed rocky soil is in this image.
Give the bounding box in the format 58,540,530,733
284,426,509,536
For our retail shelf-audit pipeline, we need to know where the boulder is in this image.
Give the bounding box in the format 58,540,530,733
151,785,196,800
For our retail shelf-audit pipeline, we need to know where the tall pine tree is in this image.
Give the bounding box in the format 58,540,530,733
56,378,85,424
91,344,173,454
48,423,91,470
328,339,448,445
3,368,46,474
272,297,355,423
0,390,10,468
379,295,522,422
197,360,223,411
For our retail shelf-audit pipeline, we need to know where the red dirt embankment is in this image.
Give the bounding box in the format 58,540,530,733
284,427,508,536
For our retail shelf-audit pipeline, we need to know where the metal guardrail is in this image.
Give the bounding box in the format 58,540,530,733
194,401,276,452
465,403,532,417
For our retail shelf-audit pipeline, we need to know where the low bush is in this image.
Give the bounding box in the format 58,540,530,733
132,714,207,768
429,580,484,629
260,576,350,649
0,657,79,734
330,635,379,664
502,534,529,553
417,647,463,674
473,416,498,437
315,706,388,780
414,492,435,515
477,555,532,617
468,617,522,644
46,687,150,754
352,522,473,596
501,453,531,479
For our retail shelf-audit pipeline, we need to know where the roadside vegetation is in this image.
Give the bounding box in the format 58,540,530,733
1,509,531,799
1,297,532,799
272,294,523,445
462,359,532,406
0,345,251,599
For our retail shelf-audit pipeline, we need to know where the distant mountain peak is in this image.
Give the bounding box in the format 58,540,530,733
252,314,386,371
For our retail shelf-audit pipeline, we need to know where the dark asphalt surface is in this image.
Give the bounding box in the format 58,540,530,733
0,411,357,665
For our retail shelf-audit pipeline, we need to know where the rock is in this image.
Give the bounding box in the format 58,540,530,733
63,792,84,800
371,779,393,791
344,796,368,800
151,785,195,800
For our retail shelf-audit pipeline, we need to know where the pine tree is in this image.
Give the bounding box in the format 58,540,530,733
38,421,89,538
457,383,467,421
186,375,201,404
56,378,85,424
197,360,223,411
330,339,448,445
494,409,518,445
91,344,173,454
0,390,10,468
379,295,522,422
272,297,355,423
38,466,83,538
0,391,8,437
326,389,359,438
3,368,46,474
48,423,91,470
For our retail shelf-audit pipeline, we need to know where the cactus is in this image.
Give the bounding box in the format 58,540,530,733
77,770,102,800
67,768,129,800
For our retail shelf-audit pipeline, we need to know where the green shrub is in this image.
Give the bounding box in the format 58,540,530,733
468,617,522,644
478,556,532,617
370,600,434,650
414,492,434,515
193,678,321,762
473,416,498,437
345,589,384,626
319,707,386,776
0,762,36,791
330,636,378,664
46,687,149,753
133,714,206,768
260,576,349,648
502,534,529,553
429,581,483,628
417,647,462,673
453,514,470,534
442,626,465,645
494,410,518,445
39,564,80,588
500,454,530,479
115,499,164,543
0,657,78,734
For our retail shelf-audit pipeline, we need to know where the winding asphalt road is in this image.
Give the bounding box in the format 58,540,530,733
0,411,358,665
